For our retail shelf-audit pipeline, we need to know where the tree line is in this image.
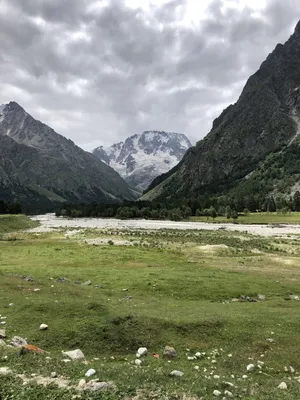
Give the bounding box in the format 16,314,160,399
54,190,300,221
0,200,23,214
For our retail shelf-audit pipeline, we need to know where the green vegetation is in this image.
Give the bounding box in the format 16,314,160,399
0,214,39,234
189,211,300,224
1,226,300,398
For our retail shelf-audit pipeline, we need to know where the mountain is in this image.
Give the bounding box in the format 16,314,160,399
93,131,192,191
142,20,300,203
0,102,137,209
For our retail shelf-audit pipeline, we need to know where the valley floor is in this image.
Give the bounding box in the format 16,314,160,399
1,216,300,398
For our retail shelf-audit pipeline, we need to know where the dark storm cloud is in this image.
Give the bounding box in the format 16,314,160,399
0,0,300,150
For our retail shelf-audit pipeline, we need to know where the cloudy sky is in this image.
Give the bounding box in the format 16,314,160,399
1,0,300,150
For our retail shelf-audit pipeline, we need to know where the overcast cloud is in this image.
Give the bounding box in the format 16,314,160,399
1,0,300,150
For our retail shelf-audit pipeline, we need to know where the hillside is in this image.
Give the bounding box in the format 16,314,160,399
93,131,191,191
0,102,137,209
143,20,300,203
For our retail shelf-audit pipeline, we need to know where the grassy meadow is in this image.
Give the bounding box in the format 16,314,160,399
189,211,300,224
1,216,300,398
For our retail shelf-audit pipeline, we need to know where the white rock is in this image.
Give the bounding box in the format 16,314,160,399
62,359,71,363
10,336,27,347
62,349,85,361
213,390,222,396
77,379,86,388
39,324,48,331
85,369,96,377
50,372,57,378
214,375,220,379
195,352,202,358
137,347,148,356
194,366,200,371
0,367,12,375
247,364,255,372
242,375,248,379
187,356,196,360
170,370,184,377
290,366,295,374
224,390,233,397
257,361,264,366
33,288,41,292
136,353,141,358
135,359,142,366
278,382,287,390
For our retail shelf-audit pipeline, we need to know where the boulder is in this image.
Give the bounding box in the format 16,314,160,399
163,346,177,358
62,349,85,361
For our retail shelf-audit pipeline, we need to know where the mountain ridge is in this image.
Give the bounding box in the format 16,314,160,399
93,130,192,191
0,102,137,208
142,20,300,202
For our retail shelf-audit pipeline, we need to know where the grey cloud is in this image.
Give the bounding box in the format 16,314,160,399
0,0,300,149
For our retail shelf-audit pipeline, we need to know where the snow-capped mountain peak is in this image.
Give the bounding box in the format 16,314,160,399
93,130,192,191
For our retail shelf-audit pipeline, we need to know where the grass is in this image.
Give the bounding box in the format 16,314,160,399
0,214,39,234
189,211,300,224
1,226,300,398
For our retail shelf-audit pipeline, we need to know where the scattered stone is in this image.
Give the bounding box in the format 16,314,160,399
242,375,248,379
247,364,255,372
278,382,287,390
83,381,115,392
122,288,128,292
137,347,148,356
0,329,6,338
194,366,200,370
33,288,41,292
82,280,92,286
224,390,233,397
74,280,82,285
8,303,14,307
62,359,72,363
213,390,222,396
257,361,264,366
290,366,295,374
188,356,196,360
0,367,12,375
164,346,177,358
170,370,184,377
22,276,33,282
50,372,57,378
0,339,7,346
11,336,27,347
289,295,300,301
195,352,202,359
266,338,275,343
257,294,266,301
57,277,69,283
214,375,220,379
85,369,96,377
39,324,48,331
135,359,142,366
62,349,85,361
77,379,86,389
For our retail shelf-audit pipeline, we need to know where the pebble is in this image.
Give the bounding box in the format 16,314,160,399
213,390,222,396
278,382,287,390
137,347,148,356
39,324,48,331
224,390,233,397
194,366,200,370
10,336,27,347
50,372,57,378
85,369,96,377
0,329,6,338
247,364,255,372
195,352,202,358
135,359,142,366
33,288,41,292
170,370,184,377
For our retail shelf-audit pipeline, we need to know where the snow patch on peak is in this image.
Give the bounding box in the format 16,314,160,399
93,131,192,191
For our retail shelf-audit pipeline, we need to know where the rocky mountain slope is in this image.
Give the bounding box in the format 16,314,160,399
0,102,137,208
143,20,300,203
93,131,192,191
